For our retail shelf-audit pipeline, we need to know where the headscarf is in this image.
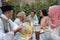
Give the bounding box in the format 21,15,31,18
48,5,60,28
17,11,26,17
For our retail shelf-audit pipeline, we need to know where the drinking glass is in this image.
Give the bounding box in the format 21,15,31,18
33,24,40,40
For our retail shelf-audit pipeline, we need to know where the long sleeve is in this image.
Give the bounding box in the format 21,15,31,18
0,19,14,40
9,19,21,40
9,19,19,30
14,18,21,25
0,19,6,40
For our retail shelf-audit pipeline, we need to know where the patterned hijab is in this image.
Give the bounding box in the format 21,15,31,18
48,5,60,28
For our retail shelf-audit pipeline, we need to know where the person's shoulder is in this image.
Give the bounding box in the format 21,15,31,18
35,14,37,16
44,16,49,19
44,16,49,22
14,18,21,23
15,18,20,21
42,16,48,21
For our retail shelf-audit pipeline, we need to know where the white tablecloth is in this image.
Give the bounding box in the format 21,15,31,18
32,31,52,40
14,31,52,40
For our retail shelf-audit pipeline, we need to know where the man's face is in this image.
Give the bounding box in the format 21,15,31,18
30,12,35,17
6,10,13,19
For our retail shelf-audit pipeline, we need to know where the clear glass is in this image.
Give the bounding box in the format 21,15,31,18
33,24,40,32
33,24,40,40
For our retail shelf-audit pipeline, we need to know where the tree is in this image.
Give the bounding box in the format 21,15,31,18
7,0,58,20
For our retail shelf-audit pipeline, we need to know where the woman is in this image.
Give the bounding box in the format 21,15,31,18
39,8,52,40
48,5,60,40
41,5,60,40
14,11,26,25
39,8,49,30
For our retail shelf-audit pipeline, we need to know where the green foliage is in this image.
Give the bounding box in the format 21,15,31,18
8,0,58,20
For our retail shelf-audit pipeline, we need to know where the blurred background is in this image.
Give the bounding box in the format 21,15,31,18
0,0,59,20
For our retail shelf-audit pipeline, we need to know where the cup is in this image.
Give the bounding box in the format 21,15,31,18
33,24,40,40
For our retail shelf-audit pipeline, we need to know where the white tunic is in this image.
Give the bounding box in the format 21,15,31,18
0,14,19,40
14,18,22,25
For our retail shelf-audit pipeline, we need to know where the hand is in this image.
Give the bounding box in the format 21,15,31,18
51,24,56,29
44,29,50,32
17,26,23,32
14,26,23,34
41,26,45,29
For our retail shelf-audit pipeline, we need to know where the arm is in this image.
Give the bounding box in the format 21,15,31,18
14,18,20,25
0,19,6,40
40,17,49,31
9,19,23,34
0,19,14,40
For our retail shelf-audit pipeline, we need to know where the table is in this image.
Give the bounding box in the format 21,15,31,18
32,31,52,40
14,31,52,40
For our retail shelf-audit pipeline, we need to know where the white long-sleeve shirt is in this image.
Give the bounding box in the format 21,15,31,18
14,18,22,25
0,14,19,40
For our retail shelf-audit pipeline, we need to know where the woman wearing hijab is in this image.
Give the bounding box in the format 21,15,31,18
41,5,60,40
48,5,60,40
14,11,26,25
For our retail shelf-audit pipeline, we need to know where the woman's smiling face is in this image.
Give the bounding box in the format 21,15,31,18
40,10,43,17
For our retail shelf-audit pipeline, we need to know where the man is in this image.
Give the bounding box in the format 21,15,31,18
28,10,38,23
0,5,23,40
